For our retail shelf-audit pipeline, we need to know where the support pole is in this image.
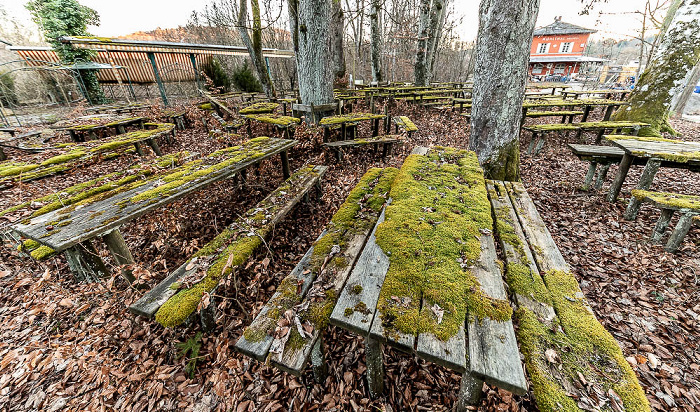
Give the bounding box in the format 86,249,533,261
651,209,674,243
189,53,201,90
665,213,695,253
280,151,290,180
456,373,484,411
624,158,661,220
606,153,633,202
102,229,135,283
147,52,169,107
365,337,384,398
311,336,327,383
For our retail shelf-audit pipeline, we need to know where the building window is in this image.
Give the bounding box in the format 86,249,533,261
560,42,573,53
554,63,566,74
536,43,550,54
533,63,544,73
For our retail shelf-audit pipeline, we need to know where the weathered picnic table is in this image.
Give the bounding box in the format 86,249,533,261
86,103,150,114
319,112,386,142
65,117,146,142
11,137,296,281
561,89,630,100
521,99,627,124
605,136,700,219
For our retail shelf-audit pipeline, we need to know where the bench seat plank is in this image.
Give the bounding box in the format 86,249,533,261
129,165,327,320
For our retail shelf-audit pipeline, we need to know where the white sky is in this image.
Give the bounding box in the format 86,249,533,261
1,0,660,44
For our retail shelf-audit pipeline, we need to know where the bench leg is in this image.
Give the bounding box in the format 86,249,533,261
456,373,483,411
582,162,597,191
533,137,545,156
365,336,384,398
581,106,591,122
133,142,145,156
651,209,674,243
200,291,217,333
526,133,538,155
334,148,343,162
594,164,611,190
595,129,605,144
65,240,109,282
0,146,5,161
311,335,327,384
606,153,633,203
280,150,290,180
603,105,615,121
146,138,163,156
665,213,695,253
624,158,661,220
102,229,135,283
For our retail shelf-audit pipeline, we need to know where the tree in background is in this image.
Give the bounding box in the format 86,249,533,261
201,57,232,93
26,0,106,104
231,60,263,92
369,0,383,82
332,0,347,84
612,0,700,135
468,0,540,181
237,0,277,98
294,0,335,110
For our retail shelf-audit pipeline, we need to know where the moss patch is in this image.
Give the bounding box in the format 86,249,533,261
239,102,279,115
631,190,700,210
244,114,300,127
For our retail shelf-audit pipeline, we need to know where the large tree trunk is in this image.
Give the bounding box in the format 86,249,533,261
331,0,347,81
414,0,432,86
672,61,700,117
469,0,540,181
297,0,335,107
612,0,700,136
288,0,300,53
426,0,446,81
369,0,383,83
238,0,277,98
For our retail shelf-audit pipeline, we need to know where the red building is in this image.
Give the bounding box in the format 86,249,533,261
528,17,604,78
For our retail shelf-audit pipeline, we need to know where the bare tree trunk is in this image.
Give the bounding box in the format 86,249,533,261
238,0,277,98
370,0,383,82
672,61,700,117
288,0,300,53
414,0,432,86
297,0,335,107
426,0,446,81
469,0,540,181
331,0,347,81
613,0,700,135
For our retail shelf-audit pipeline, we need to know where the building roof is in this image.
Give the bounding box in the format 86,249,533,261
533,20,596,36
529,56,607,63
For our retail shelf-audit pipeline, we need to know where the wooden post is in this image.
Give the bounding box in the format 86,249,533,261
311,335,327,384
102,229,135,283
603,105,615,121
581,105,592,122
133,142,145,156
65,240,109,282
651,209,674,243
456,373,483,411
624,158,661,220
0,146,5,161
665,213,695,253
280,151,290,180
594,164,611,190
365,337,384,398
533,137,545,156
146,138,163,156
582,162,597,191
200,291,217,333
606,153,633,202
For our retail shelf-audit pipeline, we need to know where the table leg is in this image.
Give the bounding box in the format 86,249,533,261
365,336,384,398
280,150,290,180
200,287,217,333
311,335,327,384
651,209,674,243
581,106,591,122
594,164,611,190
456,373,484,411
583,162,597,191
0,146,5,161
603,105,615,121
665,213,695,253
146,138,163,156
65,240,109,282
624,158,661,220
102,228,135,283
606,153,633,202
133,142,145,156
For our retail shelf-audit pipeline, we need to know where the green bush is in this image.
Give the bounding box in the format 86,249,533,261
231,61,263,93
201,58,231,93
0,72,18,106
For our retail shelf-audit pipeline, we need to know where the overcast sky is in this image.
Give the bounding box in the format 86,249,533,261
1,0,661,44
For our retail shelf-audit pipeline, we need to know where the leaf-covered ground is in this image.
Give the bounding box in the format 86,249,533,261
0,100,698,411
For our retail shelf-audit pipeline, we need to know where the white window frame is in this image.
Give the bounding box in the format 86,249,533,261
536,43,550,54
560,42,573,53
554,63,566,74
532,63,544,73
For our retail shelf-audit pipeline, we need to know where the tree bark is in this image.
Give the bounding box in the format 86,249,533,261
612,0,700,136
331,0,347,81
238,0,277,98
414,0,432,86
469,0,540,181
370,0,383,82
426,0,446,81
297,0,335,108
288,0,300,53
672,60,700,117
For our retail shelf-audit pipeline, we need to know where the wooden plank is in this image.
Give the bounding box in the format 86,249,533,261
13,138,296,252
329,209,389,335
323,135,404,148
416,323,466,373
467,234,528,395
129,165,326,318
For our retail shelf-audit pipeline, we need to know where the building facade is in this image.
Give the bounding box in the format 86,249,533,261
528,17,603,78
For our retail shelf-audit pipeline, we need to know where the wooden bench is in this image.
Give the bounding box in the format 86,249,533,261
487,180,649,412
239,102,279,115
323,135,404,161
243,113,301,139
630,190,700,253
129,165,327,330
12,137,295,282
235,167,398,381
162,111,188,130
525,110,584,123
319,113,386,142
524,121,648,156
392,116,417,138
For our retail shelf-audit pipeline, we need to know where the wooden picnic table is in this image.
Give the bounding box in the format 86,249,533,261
561,89,630,100
521,99,627,123
319,112,386,142
66,117,146,142
605,136,700,219
12,137,296,280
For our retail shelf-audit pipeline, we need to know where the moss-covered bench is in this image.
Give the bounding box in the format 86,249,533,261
235,167,398,381
243,113,301,139
66,117,146,142
319,113,386,142
239,102,280,115
630,190,700,253
129,165,327,330
162,111,188,130
323,135,404,161
525,110,584,123
392,116,417,138
487,180,649,411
